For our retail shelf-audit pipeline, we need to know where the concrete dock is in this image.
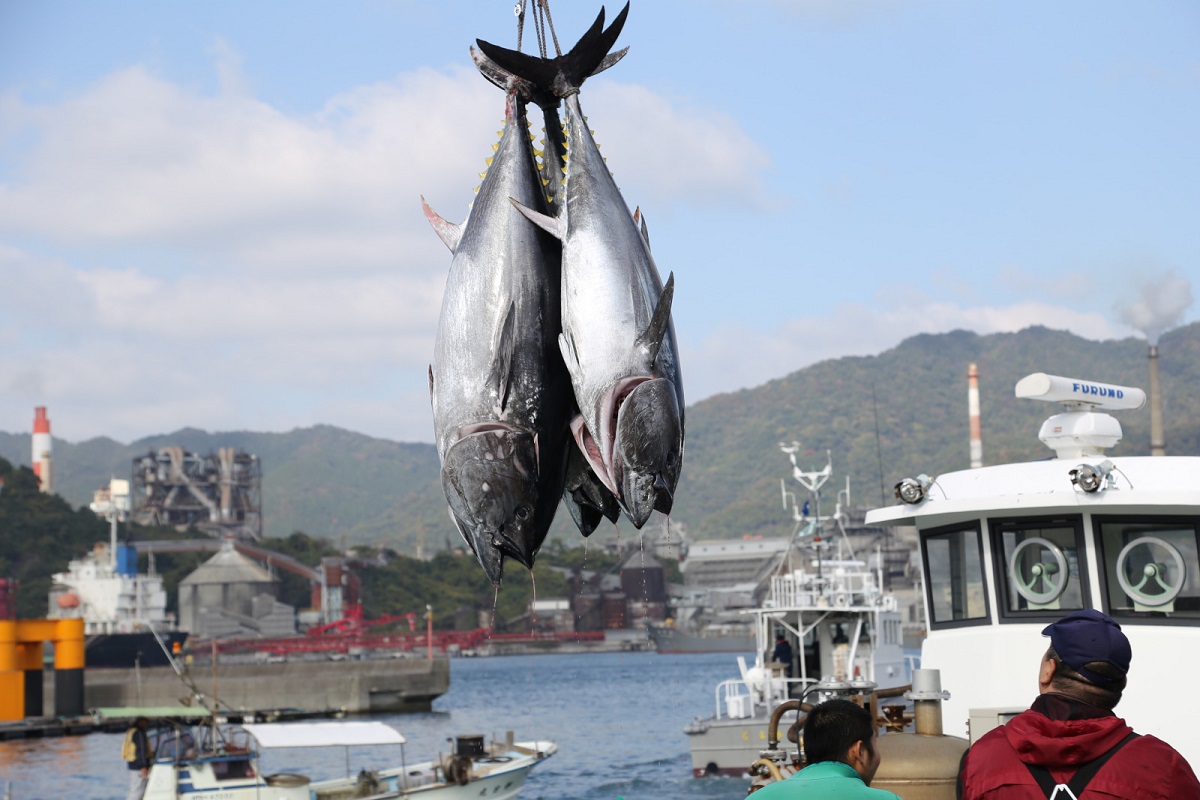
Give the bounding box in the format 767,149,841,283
40,655,450,717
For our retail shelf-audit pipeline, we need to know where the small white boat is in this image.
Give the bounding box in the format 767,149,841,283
142,719,555,800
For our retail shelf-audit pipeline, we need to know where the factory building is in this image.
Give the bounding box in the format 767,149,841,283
178,541,295,639
131,447,263,539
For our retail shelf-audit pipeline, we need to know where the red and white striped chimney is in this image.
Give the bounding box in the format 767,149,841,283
968,364,983,469
32,406,53,493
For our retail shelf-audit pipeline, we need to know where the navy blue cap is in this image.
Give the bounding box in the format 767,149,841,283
1041,609,1131,687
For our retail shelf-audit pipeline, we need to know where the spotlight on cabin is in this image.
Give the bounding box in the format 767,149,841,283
1069,460,1113,493
895,474,932,505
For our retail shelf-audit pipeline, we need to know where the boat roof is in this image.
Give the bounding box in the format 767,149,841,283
866,454,1200,527
93,706,211,721
242,721,406,748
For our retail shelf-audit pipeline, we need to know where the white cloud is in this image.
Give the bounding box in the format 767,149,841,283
0,53,767,444
581,82,774,215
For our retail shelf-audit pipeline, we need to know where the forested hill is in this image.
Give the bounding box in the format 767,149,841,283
673,322,1199,540
2,323,1197,552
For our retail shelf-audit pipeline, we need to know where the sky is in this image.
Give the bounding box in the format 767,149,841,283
1,0,1197,446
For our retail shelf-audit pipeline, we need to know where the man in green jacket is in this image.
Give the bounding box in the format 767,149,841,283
751,699,901,799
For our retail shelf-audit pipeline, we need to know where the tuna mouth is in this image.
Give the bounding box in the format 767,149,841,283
572,376,650,499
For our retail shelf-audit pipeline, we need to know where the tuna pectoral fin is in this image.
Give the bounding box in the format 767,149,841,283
510,197,565,240
558,332,580,380
421,196,464,254
632,207,650,248
636,272,675,363
487,302,517,411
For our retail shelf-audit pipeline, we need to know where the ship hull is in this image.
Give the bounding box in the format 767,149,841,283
85,631,188,668
647,625,755,654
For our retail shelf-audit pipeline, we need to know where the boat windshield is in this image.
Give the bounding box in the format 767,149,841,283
921,514,1200,629
992,516,1087,617
152,728,197,762
922,524,988,626
1095,516,1200,623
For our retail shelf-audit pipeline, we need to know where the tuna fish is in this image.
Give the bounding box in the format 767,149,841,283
424,75,572,585
477,2,685,530
562,443,621,537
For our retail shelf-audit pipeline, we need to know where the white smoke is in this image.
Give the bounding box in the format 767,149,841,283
1117,271,1194,346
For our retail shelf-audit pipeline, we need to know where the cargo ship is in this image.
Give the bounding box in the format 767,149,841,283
47,481,187,668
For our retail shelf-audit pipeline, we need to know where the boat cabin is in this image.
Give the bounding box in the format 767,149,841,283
866,373,1200,766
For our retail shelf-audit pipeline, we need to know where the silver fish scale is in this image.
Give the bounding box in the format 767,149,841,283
432,97,562,461
557,92,683,448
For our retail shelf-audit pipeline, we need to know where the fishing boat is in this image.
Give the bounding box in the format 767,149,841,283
142,718,555,800
864,371,1200,768
683,532,908,777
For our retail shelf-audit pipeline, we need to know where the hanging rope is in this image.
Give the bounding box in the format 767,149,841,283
514,0,526,51
513,0,561,58
537,0,562,57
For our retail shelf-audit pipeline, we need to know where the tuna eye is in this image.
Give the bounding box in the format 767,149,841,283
515,507,530,521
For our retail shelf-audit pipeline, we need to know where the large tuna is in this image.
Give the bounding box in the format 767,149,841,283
477,2,685,530
424,76,571,585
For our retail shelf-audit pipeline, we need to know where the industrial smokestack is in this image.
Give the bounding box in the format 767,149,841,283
31,407,53,493
968,363,983,469
1148,346,1165,456
1116,271,1191,457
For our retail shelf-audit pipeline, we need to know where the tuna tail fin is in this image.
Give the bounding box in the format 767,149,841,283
637,272,674,364
471,43,629,110
470,45,512,93
421,195,464,253
476,2,629,99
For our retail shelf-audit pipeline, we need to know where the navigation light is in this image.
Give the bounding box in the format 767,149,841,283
895,474,932,505
1069,460,1113,493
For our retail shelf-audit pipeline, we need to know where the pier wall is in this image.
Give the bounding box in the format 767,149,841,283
42,656,449,716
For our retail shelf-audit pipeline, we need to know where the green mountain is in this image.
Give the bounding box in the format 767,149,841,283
2,324,1197,553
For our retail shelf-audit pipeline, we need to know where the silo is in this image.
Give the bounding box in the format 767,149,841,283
179,541,279,636
620,552,666,603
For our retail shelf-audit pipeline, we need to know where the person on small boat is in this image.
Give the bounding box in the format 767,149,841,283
122,716,152,800
750,699,901,799
956,610,1200,799
773,633,795,678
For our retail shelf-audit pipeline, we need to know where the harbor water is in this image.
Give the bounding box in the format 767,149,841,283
0,651,751,799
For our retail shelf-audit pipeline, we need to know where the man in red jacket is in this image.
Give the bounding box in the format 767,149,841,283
957,609,1199,799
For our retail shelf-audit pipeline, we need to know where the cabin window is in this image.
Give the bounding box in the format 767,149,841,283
1095,516,1200,624
991,516,1088,619
153,729,197,761
213,759,255,779
922,524,988,627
